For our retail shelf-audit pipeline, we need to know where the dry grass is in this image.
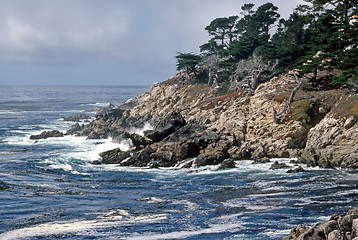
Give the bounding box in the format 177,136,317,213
289,99,312,122
201,91,246,110
334,95,358,118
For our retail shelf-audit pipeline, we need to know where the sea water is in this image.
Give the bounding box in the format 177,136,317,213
0,85,357,240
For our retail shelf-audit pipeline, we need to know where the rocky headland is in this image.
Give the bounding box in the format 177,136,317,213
61,71,357,169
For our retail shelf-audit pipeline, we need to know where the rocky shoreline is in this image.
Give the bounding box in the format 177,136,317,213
285,208,358,240
29,71,358,239
30,72,358,169
53,71,356,169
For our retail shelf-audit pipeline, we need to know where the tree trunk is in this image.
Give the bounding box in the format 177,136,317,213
273,78,302,124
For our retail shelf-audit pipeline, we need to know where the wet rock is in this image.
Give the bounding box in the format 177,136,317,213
269,161,289,170
93,103,115,116
286,166,305,173
66,123,83,135
195,142,229,167
155,111,186,131
252,157,270,164
0,181,10,191
30,130,64,140
63,114,91,122
218,159,236,170
91,160,102,165
144,112,186,142
173,140,200,161
99,148,131,164
124,132,151,150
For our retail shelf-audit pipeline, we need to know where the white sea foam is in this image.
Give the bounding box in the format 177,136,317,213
82,102,108,106
0,211,167,240
127,122,153,136
127,222,243,240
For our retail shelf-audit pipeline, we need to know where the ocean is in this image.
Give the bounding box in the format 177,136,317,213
0,85,357,240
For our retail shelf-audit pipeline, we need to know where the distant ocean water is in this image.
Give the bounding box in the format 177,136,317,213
0,85,357,240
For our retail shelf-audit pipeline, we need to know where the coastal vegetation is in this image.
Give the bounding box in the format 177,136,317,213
175,0,358,92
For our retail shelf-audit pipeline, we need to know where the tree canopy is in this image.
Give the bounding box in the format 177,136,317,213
175,1,358,91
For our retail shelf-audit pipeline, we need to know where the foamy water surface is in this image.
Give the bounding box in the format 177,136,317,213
1,86,358,240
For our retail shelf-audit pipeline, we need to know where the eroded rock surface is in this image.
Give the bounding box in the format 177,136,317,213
285,208,358,240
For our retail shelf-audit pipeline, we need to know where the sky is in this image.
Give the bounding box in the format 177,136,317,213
0,0,306,86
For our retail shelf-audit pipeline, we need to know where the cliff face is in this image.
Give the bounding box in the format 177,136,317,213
68,72,358,168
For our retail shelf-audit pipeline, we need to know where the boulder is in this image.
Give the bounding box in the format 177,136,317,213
155,111,185,131
99,148,131,164
284,225,308,240
66,123,83,135
286,208,358,240
173,140,201,161
30,130,64,140
286,166,305,173
327,230,345,240
269,161,289,170
195,142,229,167
124,132,151,150
218,159,236,170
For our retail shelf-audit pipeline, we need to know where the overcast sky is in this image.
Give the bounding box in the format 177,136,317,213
0,0,306,85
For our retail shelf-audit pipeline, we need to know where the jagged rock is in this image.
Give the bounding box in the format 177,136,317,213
195,142,229,167
155,111,186,131
327,230,345,240
286,166,305,173
144,125,176,143
218,159,236,170
91,160,102,165
299,115,358,169
63,114,91,122
284,225,308,240
173,140,200,161
66,123,82,135
286,208,358,240
252,157,270,164
99,148,131,164
344,116,357,130
144,112,186,143
94,103,114,116
124,132,151,150
269,161,289,170
30,130,64,140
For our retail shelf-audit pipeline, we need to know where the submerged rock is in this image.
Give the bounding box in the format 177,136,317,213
30,130,64,140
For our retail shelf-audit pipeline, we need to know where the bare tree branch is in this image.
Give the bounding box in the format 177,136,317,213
230,54,277,95
273,74,302,124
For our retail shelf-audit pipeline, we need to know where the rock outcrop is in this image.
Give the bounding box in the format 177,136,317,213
63,71,357,168
299,114,358,168
285,208,358,240
30,130,64,140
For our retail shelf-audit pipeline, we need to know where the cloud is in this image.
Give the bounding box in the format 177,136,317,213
0,0,130,63
0,0,307,85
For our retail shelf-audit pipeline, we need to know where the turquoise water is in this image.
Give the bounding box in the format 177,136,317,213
0,86,357,240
